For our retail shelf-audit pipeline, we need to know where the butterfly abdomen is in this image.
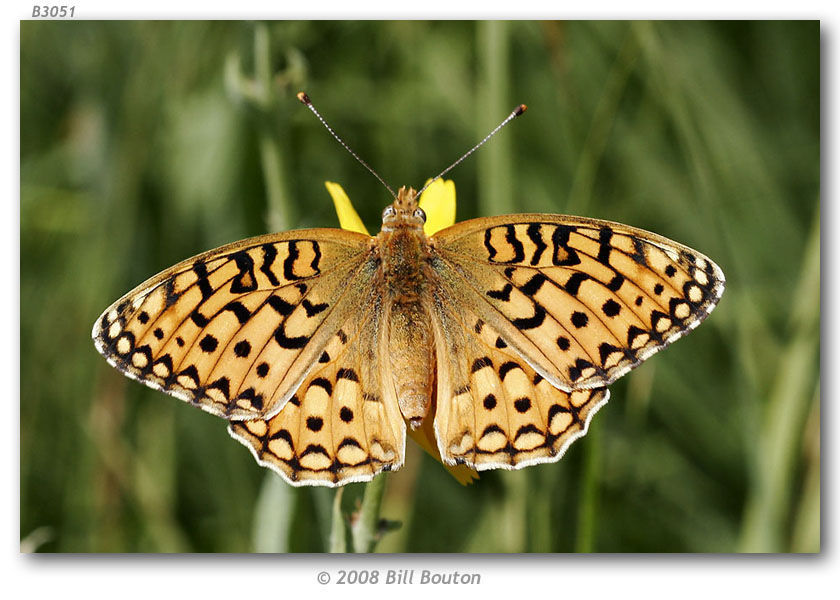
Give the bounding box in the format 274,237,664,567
386,300,434,428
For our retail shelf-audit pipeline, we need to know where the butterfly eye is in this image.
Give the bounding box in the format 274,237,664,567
413,208,426,223
382,206,396,219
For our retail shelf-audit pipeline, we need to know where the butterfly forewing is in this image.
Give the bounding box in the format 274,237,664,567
431,214,725,392
92,229,372,420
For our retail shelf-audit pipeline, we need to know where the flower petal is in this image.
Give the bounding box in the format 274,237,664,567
325,181,369,235
418,179,456,235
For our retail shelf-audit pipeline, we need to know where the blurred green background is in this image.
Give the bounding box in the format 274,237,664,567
20,21,819,553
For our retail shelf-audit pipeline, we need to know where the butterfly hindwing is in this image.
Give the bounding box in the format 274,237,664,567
92,229,373,420
228,295,407,486
429,286,609,469
432,214,725,392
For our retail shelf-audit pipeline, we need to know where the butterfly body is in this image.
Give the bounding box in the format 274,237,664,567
376,187,437,427
93,183,724,486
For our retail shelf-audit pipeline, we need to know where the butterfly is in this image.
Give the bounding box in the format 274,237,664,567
92,180,725,487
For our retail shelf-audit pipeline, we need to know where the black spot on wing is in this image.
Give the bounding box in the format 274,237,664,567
223,301,252,324
283,241,301,281
520,273,548,297
301,443,329,458
131,344,153,369
178,365,200,390
630,238,648,266
306,416,324,432
564,272,590,296
606,273,624,292
499,361,522,380
512,304,546,330
267,295,295,316
568,358,596,382
336,368,359,382
551,225,581,267
164,279,179,307
515,424,543,441
260,243,280,286
483,228,497,261
273,325,309,349
230,251,257,294
669,298,690,320
193,261,213,300
504,225,525,263
309,240,322,273
471,357,493,373
152,354,173,377
337,437,361,450
513,397,532,413
526,223,547,265
487,283,513,302
190,310,210,328
597,227,613,265
310,377,333,396
270,428,295,450
602,299,621,317
571,311,588,328
199,334,218,353
302,298,329,317
207,377,230,399
598,342,623,365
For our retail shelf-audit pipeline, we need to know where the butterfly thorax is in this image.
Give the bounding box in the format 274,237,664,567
377,186,430,303
376,186,435,428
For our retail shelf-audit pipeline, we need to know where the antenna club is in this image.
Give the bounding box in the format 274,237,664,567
515,104,527,116
297,91,311,105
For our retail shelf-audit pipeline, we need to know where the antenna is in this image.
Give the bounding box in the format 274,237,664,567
416,103,527,197
297,92,397,200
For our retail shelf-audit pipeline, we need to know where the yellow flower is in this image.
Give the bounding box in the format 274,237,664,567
326,178,457,236
324,179,478,485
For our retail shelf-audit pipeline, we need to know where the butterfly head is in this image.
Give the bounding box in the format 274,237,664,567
381,186,427,232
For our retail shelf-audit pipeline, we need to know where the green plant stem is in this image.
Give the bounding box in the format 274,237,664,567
477,20,514,215
251,23,295,231
351,474,388,553
252,474,294,552
738,206,820,552
566,29,638,216
328,487,347,553
575,420,601,552
790,384,820,553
